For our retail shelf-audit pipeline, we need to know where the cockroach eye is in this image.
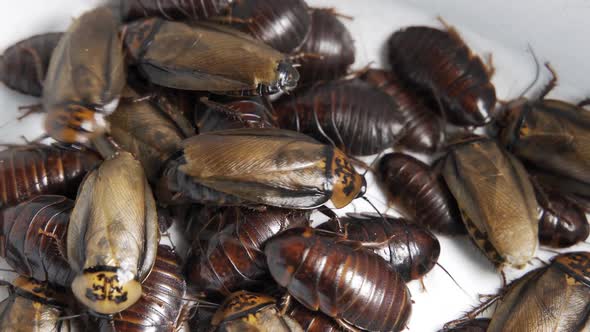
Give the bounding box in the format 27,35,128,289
277,61,299,92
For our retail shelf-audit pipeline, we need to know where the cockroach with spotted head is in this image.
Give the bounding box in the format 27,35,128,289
185,207,309,299
114,0,233,22
0,32,62,97
67,151,159,315
265,227,412,332
387,21,496,126
43,6,126,145
158,128,366,209
123,19,299,95
0,144,101,209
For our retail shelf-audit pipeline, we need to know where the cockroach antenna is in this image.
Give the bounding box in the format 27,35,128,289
517,43,542,99
436,262,470,298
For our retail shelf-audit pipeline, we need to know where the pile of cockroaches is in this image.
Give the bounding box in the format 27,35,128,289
0,0,588,331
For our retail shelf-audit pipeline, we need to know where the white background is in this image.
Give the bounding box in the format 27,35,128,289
0,1,589,331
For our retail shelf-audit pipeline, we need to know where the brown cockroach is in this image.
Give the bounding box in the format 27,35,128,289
0,276,72,332
68,151,159,315
387,24,496,126
446,252,590,331
294,8,355,85
441,136,538,268
43,6,126,145
96,245,194,332
158,128,366,209
195,97,277,133
377,152,465,235
185,207,309,299
274,79,413,156
211,291,303,332
0,32,62,97
265,227,412,332
440,318,490,332
286,302,342,332
228,0,311,54
123,19,299,95
320,213,441,282
0,195,74,288
114,0,233,22
0,144,102,209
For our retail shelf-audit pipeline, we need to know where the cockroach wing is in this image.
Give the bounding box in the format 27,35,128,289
66,170,96,272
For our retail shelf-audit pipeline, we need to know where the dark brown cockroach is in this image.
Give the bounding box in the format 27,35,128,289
320,213,441,282
96,245,194,332
115,0,233,22
158,128,366,209
0,195,74,288
377,152,465,235
0,144,102,209
441,318,490,332
68,151,159,315
0,32,62,97
274,79,413,156
0,277,72,331
294,8,355,85
43,6,125,145
228,0,311,53
286,302,342,332
361,69,444,153
185,207,309,299
123,19,299,95
265,227,412,332
211,291,303,332
387,24,496,126
441,137,538,268
446,252,590,331
195,97,277,133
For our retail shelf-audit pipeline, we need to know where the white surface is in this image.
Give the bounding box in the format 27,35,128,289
0,1,589,331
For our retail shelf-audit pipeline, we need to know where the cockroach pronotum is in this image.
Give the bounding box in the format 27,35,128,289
320,213,441,282
441,318,490,332
115,0,233,22
211,291,303,332
286,302,342,332
96,245,194,332
68,151,159,315
0,32,62,97
228,0,311,54
43,6,126,145
185,207,309,298
0,144,102,209
265,227,412,332
0,195,74,288
378,152,465,235
387,24,496,126
274,79,414,156
294,8,355,85
446,252,590,331
441,137,538,268
158,128,366,209
195,97,277,133
123,19,299,95
0,277,72,331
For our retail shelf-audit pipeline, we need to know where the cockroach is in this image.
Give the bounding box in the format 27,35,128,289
446,252,590,331
0,32,62,97
114,0,233,22
158,128,366,209
43,6,126,145
0,144,102,209
189,302,217,332
68,151,159,315
361,69,444,153
185,207,309,298
441,136,538,268
377,152,465,235
228,0,310,54
211,291,303,332
320,213,441,282
441,318,490,332
123,19,299,95
265,227,412,332
195,97,277,133
0,277,72,331
286,302,342,332
274,79,414,156
387,24,496,126
96,245,194,332
294,8,355,85
0,195,75,288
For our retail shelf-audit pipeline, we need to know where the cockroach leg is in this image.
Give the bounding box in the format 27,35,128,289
443,294,501,329
279,294,292,315
538,62,558,99
485,53,496,77
289,52,325,61
577,98,590,108
38,228,68,260
17,103,44,120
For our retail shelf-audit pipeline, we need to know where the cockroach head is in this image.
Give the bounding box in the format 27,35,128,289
277,61,300,92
